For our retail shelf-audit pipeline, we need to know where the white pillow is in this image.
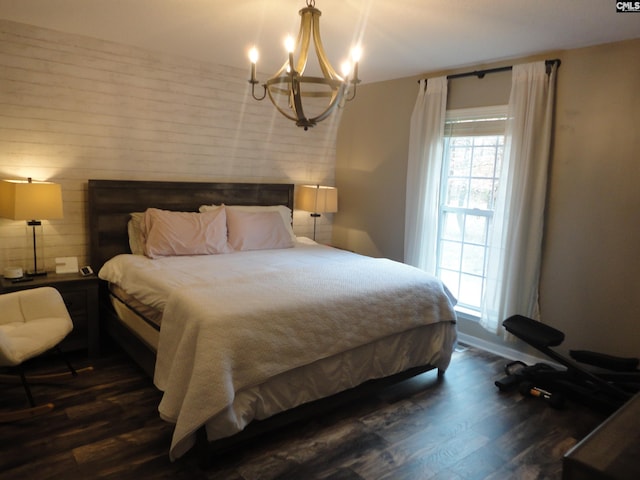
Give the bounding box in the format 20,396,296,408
143,208,230,258
226,209,294,251
199,204,296,242
127,212,145,255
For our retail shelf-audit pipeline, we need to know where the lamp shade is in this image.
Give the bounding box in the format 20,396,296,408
0,179,64,220
297,185,338,214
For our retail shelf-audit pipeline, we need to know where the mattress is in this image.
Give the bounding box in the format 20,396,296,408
99,239,458,459
108,285,161,350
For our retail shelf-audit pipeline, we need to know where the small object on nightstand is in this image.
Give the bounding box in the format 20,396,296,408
11,276,34,284
55,256,79,274
3,266,23,279
80,265,93,276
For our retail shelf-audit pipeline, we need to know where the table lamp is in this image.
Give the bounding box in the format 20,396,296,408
0,178,64,276
296,184,338,241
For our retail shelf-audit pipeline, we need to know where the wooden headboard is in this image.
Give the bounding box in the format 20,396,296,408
88,179,295,272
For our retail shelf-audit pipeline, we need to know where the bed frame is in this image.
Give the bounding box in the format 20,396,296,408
87,179,439,466
88,179,295,377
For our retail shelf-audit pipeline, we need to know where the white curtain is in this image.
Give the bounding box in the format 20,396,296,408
404,77,448,273
480,61,558,335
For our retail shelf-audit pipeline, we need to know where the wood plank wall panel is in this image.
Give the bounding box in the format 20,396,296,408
0,20,340,272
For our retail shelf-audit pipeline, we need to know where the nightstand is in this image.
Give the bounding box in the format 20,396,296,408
1,272,100,358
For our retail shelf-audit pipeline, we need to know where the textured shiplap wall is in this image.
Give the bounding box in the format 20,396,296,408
0,20,340,273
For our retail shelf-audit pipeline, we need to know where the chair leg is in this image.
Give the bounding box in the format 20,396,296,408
54,347,78,377
18,366,36,407
0,366,93,384
1,349,92,423
0,364,54,423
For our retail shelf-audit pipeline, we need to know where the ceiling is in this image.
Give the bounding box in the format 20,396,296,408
1,0,639,83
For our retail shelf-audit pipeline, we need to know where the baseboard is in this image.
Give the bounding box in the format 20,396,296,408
457,332,559,368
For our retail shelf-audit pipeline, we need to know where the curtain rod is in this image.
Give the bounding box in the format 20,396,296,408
419,59,561,82
447,59,560,79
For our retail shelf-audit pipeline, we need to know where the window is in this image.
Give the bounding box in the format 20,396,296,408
435,106,507,317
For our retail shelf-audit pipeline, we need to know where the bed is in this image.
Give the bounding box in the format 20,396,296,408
88,179,458,463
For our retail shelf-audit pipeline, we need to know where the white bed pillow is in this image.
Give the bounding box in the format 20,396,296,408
143,208,230,258
226,208,294,251
199,204,296,242
127,212,145,255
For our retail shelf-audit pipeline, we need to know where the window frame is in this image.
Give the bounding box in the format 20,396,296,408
435,105,508,319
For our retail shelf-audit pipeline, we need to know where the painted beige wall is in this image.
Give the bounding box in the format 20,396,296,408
332,79,417,259
334,38,640,358
540,39,640,358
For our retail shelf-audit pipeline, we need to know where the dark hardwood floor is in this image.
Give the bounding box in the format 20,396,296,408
0,344,607,479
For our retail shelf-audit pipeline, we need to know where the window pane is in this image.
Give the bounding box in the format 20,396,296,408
471,148,499,178
469,178,494,209
463,215,487,245
440,240,462,270
439,269,459,299
450,136,473,147
495,149,503,175
475,135,501,146
449,147,472,176
442,212,463,241
461,244,485,275
459,274,483,307
445,178,469,208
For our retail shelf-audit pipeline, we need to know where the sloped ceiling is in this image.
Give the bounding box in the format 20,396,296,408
1,0,639,83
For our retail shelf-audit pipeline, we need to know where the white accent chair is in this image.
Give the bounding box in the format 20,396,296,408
0,287,82,422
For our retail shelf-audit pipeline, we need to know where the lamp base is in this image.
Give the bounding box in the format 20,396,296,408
26,270,47,277
26,220,46,277
310,213,320,241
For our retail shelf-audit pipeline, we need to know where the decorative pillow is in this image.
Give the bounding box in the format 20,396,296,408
199,204,296,242
226,208,294,251
142,208,229,258
127,212,145,255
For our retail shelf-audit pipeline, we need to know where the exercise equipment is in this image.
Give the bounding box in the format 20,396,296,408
495,315,640,413
518,381,565,409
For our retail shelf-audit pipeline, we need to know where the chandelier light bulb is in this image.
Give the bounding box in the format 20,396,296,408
351,46,362,62
285,36,295,53
249,47,259,64
350,46,362,83
341,60,352,78
249,47,259,83
284,35,296,73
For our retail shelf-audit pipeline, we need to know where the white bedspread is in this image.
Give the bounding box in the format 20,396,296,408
99,240,457,459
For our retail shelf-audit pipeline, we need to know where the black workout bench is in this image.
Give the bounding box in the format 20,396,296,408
496,315,640,413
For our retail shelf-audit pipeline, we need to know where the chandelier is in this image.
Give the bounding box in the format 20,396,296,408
248,0,362,130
